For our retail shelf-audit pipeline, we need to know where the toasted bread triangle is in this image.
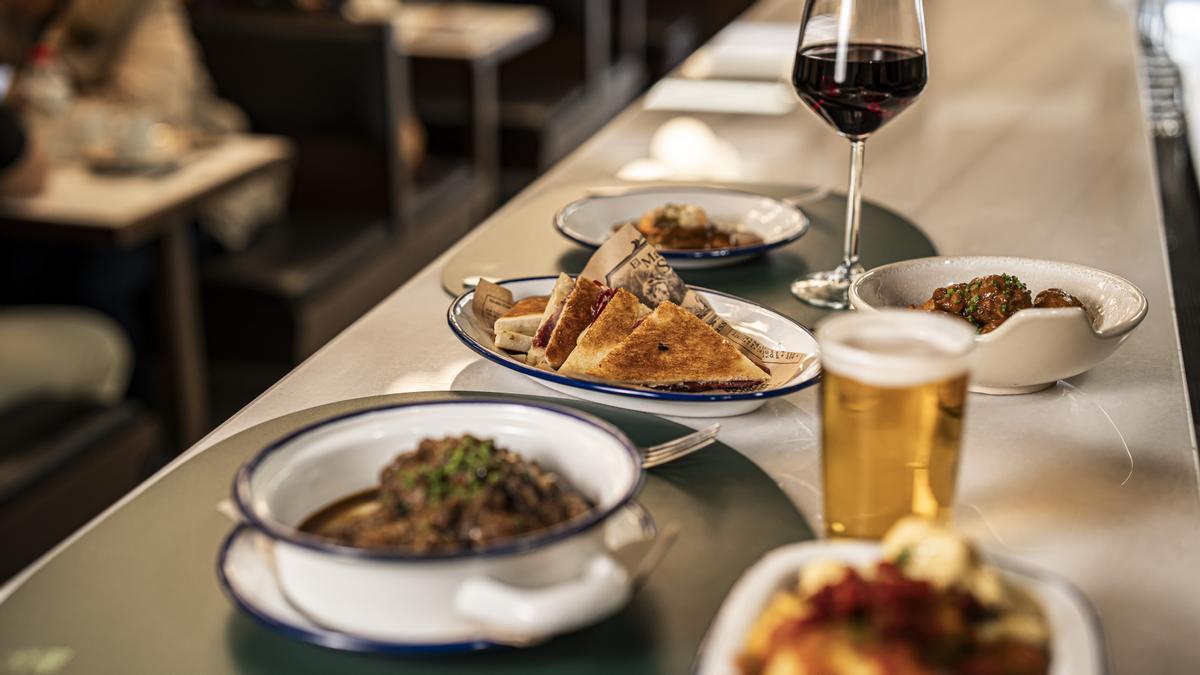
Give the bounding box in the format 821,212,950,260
542,278,608,369
526,273,574,365
559,289,648,376
586,301,767,386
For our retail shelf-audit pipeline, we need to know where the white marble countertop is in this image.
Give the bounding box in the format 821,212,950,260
4,0,1199,672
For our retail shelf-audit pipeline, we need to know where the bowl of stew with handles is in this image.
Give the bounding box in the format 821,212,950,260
231,399,647,645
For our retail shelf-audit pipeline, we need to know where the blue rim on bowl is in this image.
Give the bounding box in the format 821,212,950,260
232,399,644,562
217,501,658,655
552,186,811,259
216,524,501,654
447,275,823,402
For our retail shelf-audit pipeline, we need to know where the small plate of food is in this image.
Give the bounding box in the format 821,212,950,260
850,256,1147,394
554,187,810,269
221,400,661,653
697,518,1107,675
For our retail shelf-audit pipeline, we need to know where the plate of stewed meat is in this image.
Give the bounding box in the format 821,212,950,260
222,400,655,652
554,187,811,269
849,256,1146,394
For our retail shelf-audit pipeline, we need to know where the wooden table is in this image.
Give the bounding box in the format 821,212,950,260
2,0,1197,673
393,3,551,62
0,135,293,449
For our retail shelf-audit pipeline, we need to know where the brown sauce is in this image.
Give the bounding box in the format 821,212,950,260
298,488,384,539
293,435,594,553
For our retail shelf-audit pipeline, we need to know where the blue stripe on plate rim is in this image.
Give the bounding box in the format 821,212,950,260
216,524,500,654
447,275,823,402
232,399,644,562
552,185,812,259
217,502,659,655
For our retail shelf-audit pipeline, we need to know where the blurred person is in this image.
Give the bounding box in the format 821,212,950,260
0,0,286,249
0,0,243,139
0,103,134,413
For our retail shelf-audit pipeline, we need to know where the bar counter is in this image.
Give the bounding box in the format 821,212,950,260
4,0,1199,672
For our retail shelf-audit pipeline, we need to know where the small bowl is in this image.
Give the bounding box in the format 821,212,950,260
554,186,811,269
232,400,644,643
696,540,1107,675
849,256,1147,394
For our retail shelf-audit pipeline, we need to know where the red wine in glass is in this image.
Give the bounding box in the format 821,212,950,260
789,0,928,310
792,43,928,140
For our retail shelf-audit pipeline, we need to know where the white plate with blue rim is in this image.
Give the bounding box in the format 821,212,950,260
696,540,1108,675
447,276,822,418
218,504,657,654
553,186,810,269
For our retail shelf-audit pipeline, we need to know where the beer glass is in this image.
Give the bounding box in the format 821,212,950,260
817,310,976,539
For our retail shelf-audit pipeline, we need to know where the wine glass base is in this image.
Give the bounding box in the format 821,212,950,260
791,265,865,310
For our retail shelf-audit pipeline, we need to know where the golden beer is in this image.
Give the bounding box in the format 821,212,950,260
817,310,975,539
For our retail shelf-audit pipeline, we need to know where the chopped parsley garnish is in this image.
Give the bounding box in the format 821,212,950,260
412,437,498,505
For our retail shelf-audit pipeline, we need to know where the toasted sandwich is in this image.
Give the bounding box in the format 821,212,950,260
494,295,549,336
537,277,609,370
526,274,576,366
585,301,769,391
559,289,650,377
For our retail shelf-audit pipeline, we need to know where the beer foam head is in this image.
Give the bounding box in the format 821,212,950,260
817,309,976,387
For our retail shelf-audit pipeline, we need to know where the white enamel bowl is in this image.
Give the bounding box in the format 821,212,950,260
232,400,645,647
697,541,1107,675
849,256,1147,394
554,187,810,269
448,276,822,418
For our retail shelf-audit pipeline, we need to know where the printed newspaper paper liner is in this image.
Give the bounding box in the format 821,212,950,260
471,224,813,394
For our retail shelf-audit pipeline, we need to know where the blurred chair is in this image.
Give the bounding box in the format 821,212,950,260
483,0,647,197
0,307,159,582
189,9,479,365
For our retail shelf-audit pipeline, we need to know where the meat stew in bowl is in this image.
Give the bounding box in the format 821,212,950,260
299,435,594,552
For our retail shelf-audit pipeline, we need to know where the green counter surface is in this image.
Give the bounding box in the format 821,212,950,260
0,393,813,675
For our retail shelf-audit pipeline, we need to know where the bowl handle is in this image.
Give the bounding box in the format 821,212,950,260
453,554,631,636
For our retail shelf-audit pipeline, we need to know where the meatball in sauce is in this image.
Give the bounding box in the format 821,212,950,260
913,274,1032,333
1033,288,1085,309
912,274,1087,334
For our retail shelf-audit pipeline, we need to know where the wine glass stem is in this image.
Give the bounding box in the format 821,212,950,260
841,139,866,274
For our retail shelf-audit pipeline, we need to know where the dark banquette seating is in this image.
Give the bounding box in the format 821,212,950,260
190,8,480,364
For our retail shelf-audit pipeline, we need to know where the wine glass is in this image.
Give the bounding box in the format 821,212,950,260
789,0,928,309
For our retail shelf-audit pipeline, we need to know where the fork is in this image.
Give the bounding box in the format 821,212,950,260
640,423,720,468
